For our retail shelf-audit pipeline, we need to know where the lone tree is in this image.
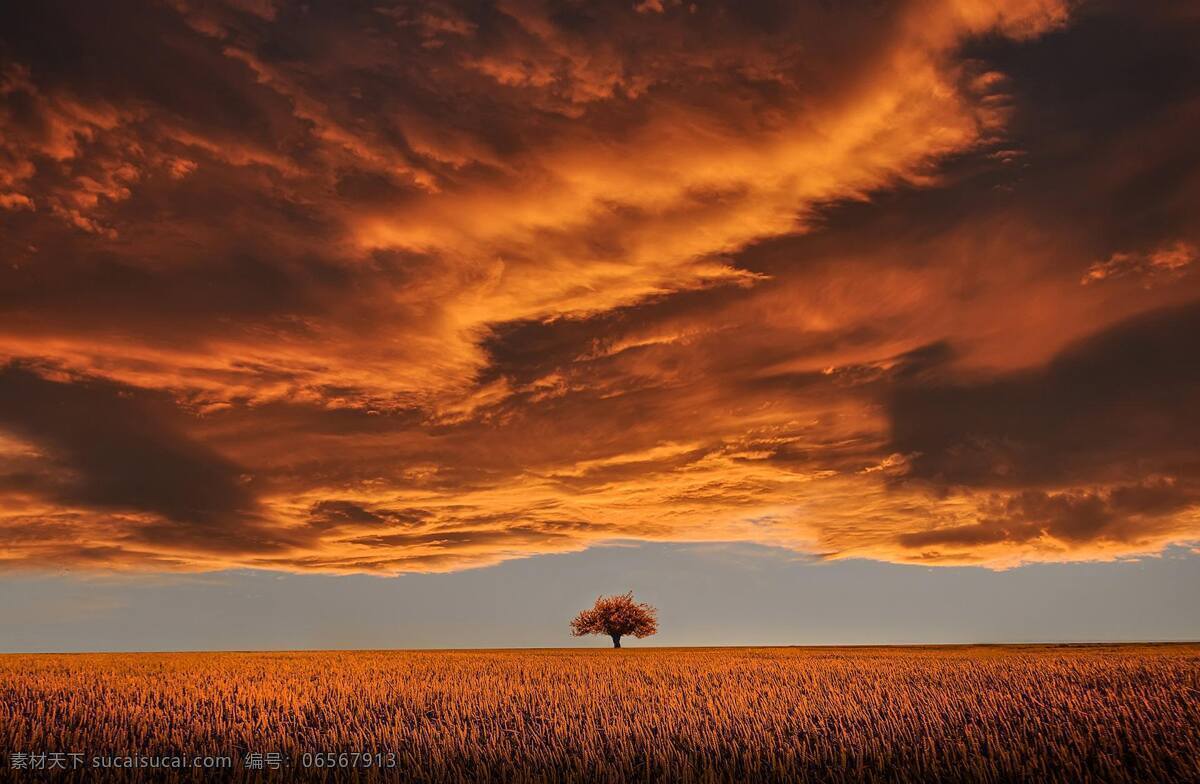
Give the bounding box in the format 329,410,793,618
570,592,658,648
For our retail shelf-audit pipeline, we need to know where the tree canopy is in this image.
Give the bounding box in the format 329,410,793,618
570,592,658,648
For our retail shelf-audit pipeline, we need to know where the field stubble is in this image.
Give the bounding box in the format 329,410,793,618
1,644,1198,782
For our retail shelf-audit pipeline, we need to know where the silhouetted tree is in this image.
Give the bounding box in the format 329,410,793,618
570,592,658,648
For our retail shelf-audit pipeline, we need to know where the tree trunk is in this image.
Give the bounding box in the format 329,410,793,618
611,634,621,648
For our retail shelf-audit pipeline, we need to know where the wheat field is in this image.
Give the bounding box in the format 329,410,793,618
1,645,1198,782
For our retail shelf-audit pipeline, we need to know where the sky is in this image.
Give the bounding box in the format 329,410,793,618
1,0,1199,650
2,544,1198,652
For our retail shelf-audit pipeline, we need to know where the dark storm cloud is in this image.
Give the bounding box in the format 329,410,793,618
0,363,256,525
897,480,1195,550
307,500,432,531
955,0,1200,272
886,303,1200,558
889,302,1200,489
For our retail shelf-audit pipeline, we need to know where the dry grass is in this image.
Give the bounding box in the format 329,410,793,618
2,644,1198,782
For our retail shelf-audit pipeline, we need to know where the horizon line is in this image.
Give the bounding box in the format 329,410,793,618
5,640,1199,656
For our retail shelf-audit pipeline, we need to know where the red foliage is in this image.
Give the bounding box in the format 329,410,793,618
570,592,658,647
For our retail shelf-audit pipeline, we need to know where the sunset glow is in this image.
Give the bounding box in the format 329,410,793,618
2,0,1198,575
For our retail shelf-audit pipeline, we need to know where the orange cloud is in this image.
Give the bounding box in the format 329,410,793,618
1082,241,1198,287
1,0,1199,574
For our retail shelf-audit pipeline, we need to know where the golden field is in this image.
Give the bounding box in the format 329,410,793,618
2,645,1198,783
